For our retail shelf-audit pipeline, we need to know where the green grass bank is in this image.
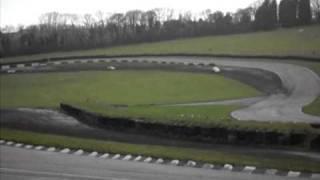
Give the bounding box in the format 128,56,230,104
1,25,320,64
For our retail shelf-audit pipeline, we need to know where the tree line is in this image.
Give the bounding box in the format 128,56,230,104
0,0,319,57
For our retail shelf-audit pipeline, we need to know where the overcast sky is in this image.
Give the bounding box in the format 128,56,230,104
0,0,256,27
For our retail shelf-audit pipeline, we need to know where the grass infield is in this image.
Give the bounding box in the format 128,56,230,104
1,70,318,132
0,70,260,107
0,70,259,124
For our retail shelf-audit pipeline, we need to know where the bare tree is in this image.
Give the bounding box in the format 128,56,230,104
208,11,224,23
95,11,105,26
144,10,157,29
39,12,60,27
311,0,320,21
200,9,212,21
57,13,68,26
68,14,80,25
82,14,95,27
164,8,175,21
125,10,142,27
109,13,125,40
0,25,16,33
153,8,174,22
7,5,317,58
109,13,124,26
250,0,264,19
233,8,252,24
181,11,193,22
153,8,165,23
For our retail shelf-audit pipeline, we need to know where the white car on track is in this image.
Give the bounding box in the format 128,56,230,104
107,66,116,70
212,66,221,73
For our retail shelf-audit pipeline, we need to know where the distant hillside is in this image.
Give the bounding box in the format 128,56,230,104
1,25,320,63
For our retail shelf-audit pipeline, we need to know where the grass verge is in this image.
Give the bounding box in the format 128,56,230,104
295,61,320,117
76,103,238,127
70,103,317,133
1,128,320,173
303,97,320,116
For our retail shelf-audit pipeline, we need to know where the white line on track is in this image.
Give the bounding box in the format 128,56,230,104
53,62,61,65
88,152,98,157
31,63,39,67
170,160,179,166
155,158,164,164
223,164,233,171
73,149,84,155
143,157,152,163
265,169,278,175
7,69,16,73
6,141,14,145
186,160,196,167
112,154,121,160
134,156,142,161
287,171,301,177
92,59,100,63
14,143,23,147
99,153,109,159
17,64,25,68
60,148,71,153
122,155,132,161
24,145,33,149
243,166,256,173
202,163,214,169
1,65,10,70
47,147,56,152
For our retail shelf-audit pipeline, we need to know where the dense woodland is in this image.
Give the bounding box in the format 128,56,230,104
0,0,319,57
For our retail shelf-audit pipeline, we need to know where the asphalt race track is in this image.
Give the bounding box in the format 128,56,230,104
112,56,320,123
1,56,320,123
0,145,310,180
1,56,320,180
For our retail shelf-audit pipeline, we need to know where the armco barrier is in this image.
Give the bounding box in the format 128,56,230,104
1,54,320,66
60,103,319,149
